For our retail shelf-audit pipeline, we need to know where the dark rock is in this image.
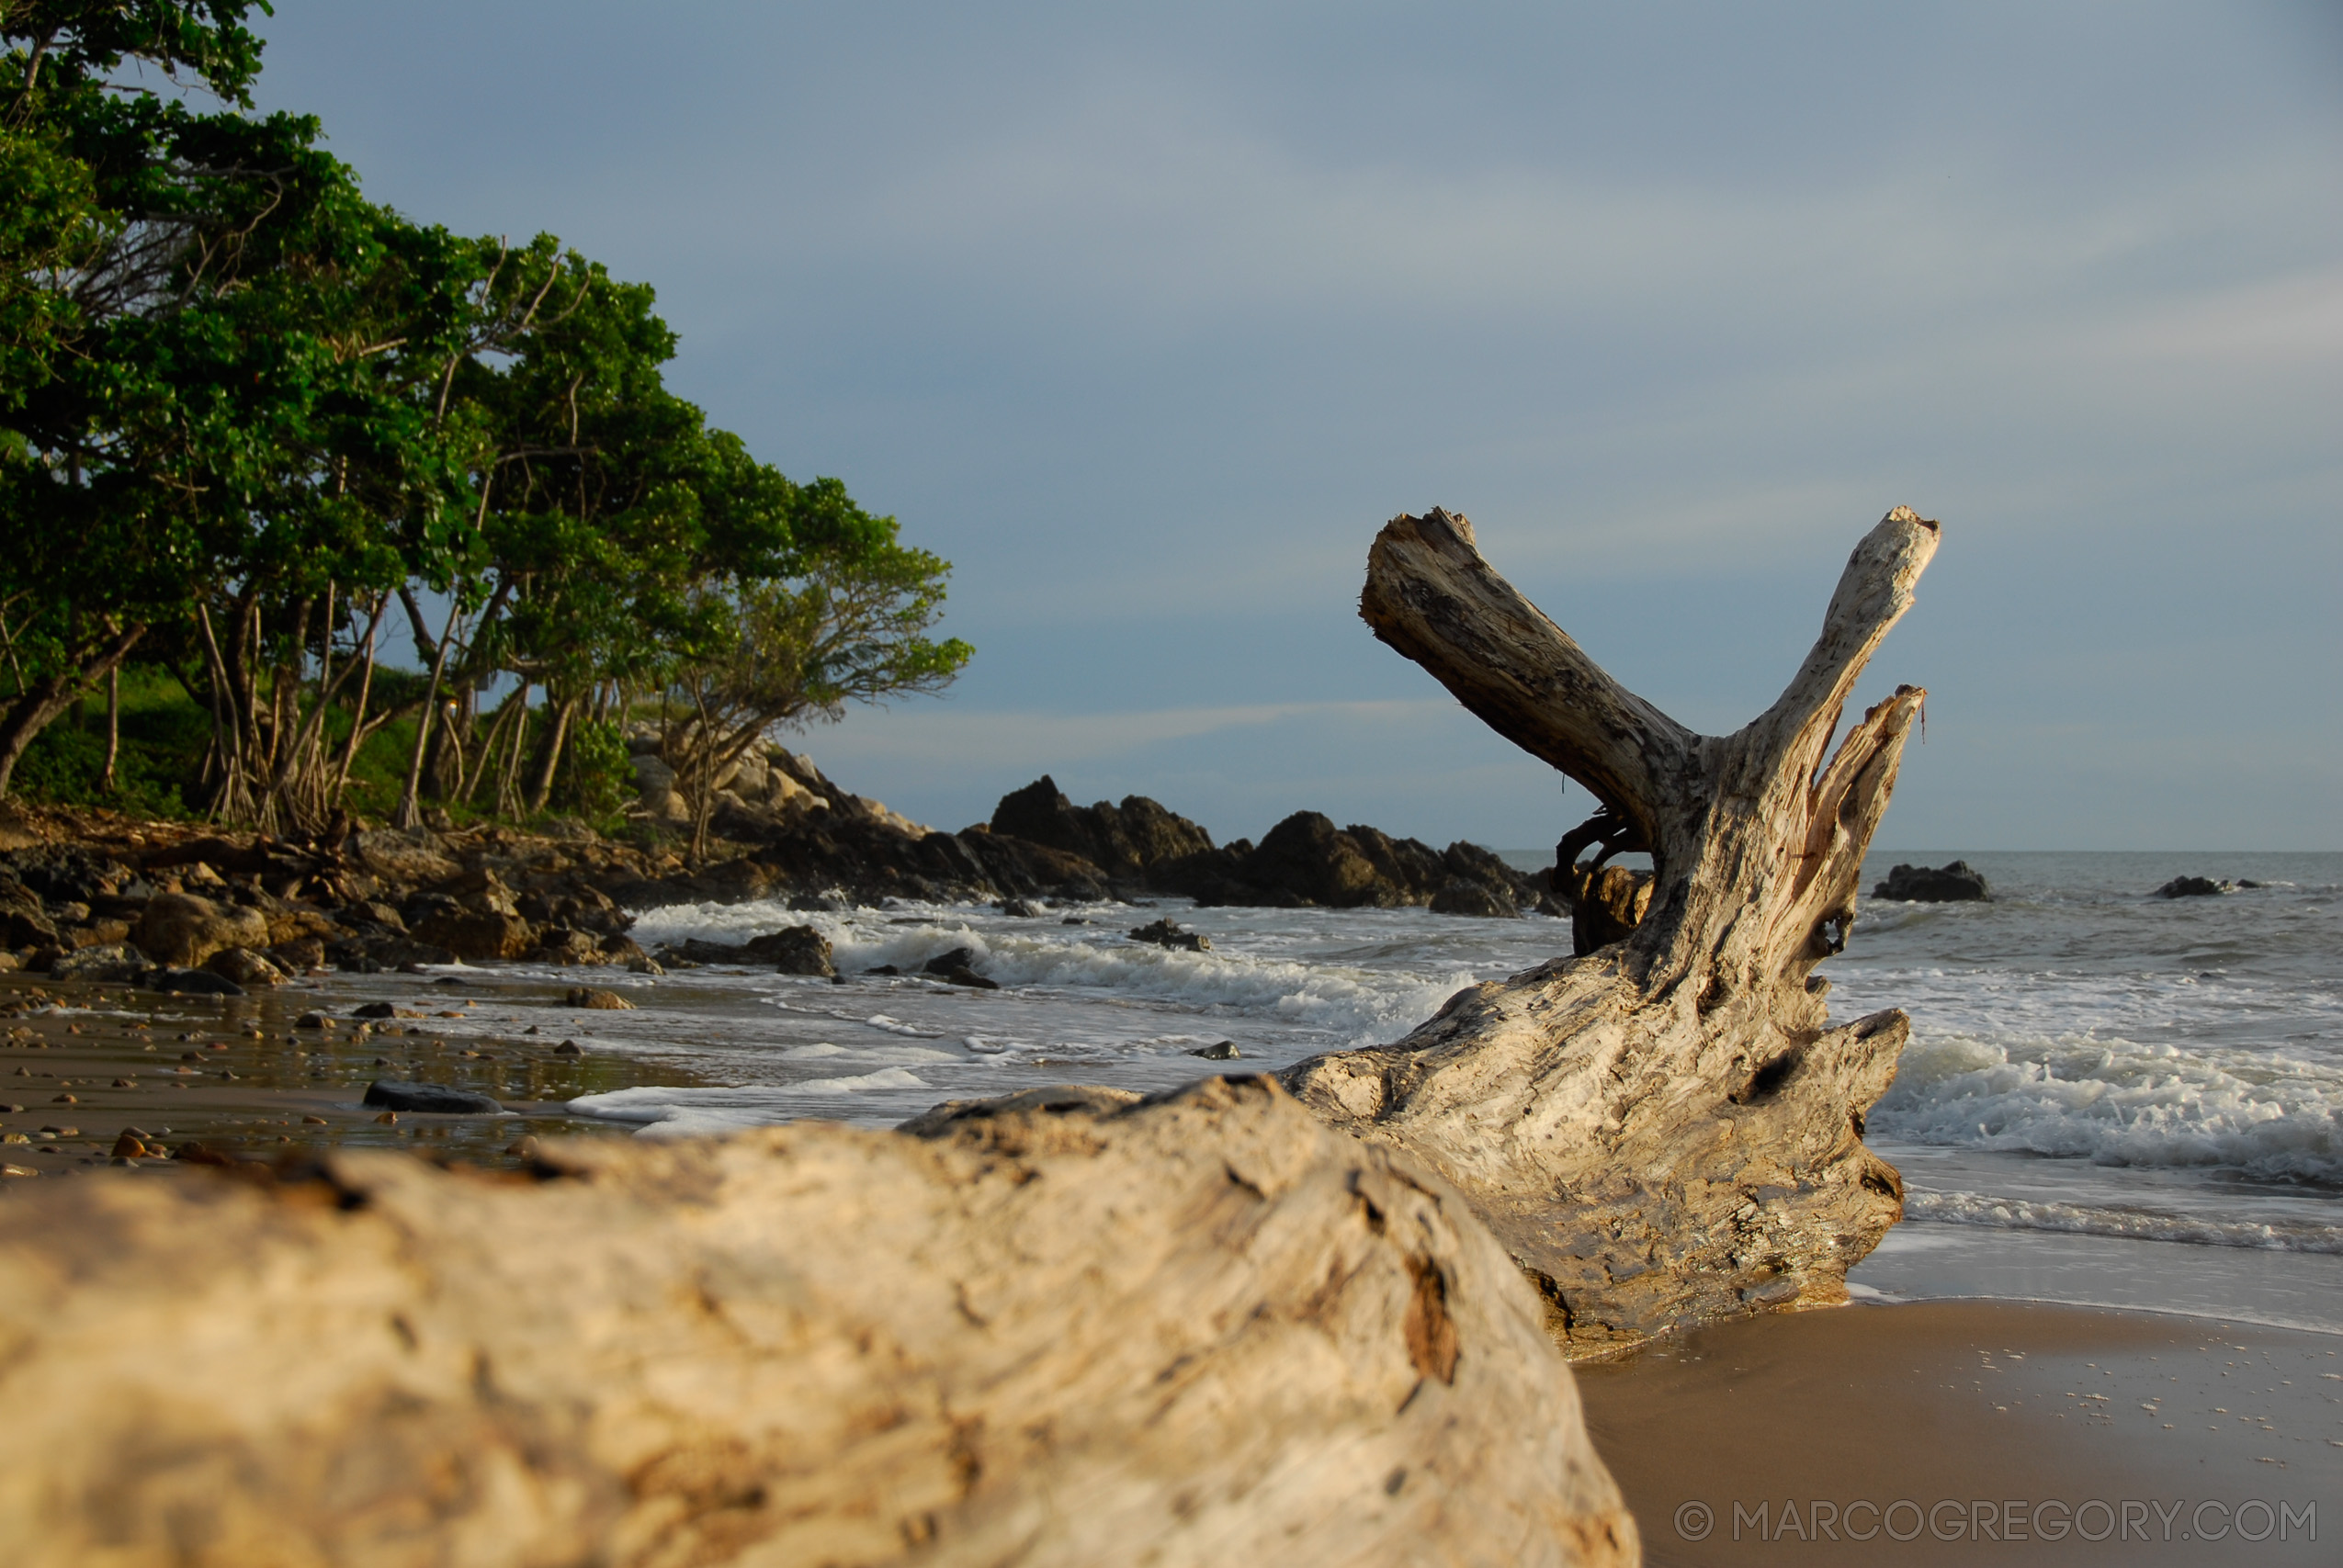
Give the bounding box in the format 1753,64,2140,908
1187,1041,1241,1060
922,946,979,976
1872,861,1993,903
46,942,151,982
1152,813,1536,916
553,1040,583,1056
937,967,1000,990
597,932,649,965
531,927,605,965
205,946,284,987
411,909,538,961
989,776,1215,881
399,890,464,927
668,938,749,966
865,964,900,976
1429,879,1517,918
335,901,407,933
327,935,455,973
3,906,58,948
2154,875,2229,898
1438,842,1530,916
132,892,270,967
140,967,243,997
1246,813,1389,907
998,897,1042,917
350,828,460,886
743,925,833,977
3,845,129,906
361,1080,504,1114
564,987,634,1010
1128,919,1211,953
268,936,326,973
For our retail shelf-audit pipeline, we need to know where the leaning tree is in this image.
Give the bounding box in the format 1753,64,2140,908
1286,505,1938,1352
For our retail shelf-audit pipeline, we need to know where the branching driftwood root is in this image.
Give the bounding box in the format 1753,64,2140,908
1286,506,1939,1353
0,1078,1636,1568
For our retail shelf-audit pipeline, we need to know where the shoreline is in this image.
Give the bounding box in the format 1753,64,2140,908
1576,1299,2341,1565
0,965,695,1174
8,888,2341,1559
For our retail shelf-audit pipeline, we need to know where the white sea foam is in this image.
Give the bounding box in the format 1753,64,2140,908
631,897,1473,1046
1870,1032,2343,1182
1906,1190,2343,1253
570,1070,932,1137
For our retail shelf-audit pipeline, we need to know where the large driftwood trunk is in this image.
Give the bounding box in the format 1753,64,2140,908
1287,507,1938,1352
0,1079,1636,1568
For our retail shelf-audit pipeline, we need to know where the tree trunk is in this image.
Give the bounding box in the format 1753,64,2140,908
1285,506,1938,1354
0,621,146,798
525,693,576,814
395,599,463,830
100,664,119,793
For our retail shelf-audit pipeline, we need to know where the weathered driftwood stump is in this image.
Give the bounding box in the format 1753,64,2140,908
1287,506,1938,1352
0,1078,1636,1567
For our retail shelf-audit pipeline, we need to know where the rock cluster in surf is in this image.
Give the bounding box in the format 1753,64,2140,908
0,756,1571,990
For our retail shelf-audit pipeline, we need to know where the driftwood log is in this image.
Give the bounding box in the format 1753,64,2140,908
1287,506,1937,1351
0,506,1935,1562
0,1078,1636,1567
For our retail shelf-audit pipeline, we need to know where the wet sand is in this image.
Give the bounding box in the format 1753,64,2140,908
1577,1299,2343,1565
0,968,690,1174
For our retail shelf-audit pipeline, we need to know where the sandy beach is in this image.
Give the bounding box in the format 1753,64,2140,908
9,957,2339,1566
1578,1300,2339,1565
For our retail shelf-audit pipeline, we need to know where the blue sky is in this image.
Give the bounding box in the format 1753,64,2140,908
252,3,2340,849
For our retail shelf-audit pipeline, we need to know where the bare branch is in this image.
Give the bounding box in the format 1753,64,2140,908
1735,506,1939,785
1358,508,1694,844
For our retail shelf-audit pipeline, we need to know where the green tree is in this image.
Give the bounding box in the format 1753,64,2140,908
2,4,975,829
662,471,971,861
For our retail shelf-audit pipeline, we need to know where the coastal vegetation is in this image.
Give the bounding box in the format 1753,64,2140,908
0,2,969,847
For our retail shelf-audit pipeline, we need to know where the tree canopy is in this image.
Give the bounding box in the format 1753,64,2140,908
0,1,970,833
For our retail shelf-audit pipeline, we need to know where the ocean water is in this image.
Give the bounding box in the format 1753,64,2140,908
536,849,2341,1330
1826,852,2343,1331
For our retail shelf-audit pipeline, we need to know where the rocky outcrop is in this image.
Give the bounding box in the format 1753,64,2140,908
1872,861,1992,902
2154,874,2227,898
0,811,671,982
44,941,149,981
0,1077,1636,1567
203,946,285,987
1128,917,1211,952
409,908,538,961
1154,810,1544,916
131,891,272,968
744,924,833,976
989,774,1216,881
595,761,1545,920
